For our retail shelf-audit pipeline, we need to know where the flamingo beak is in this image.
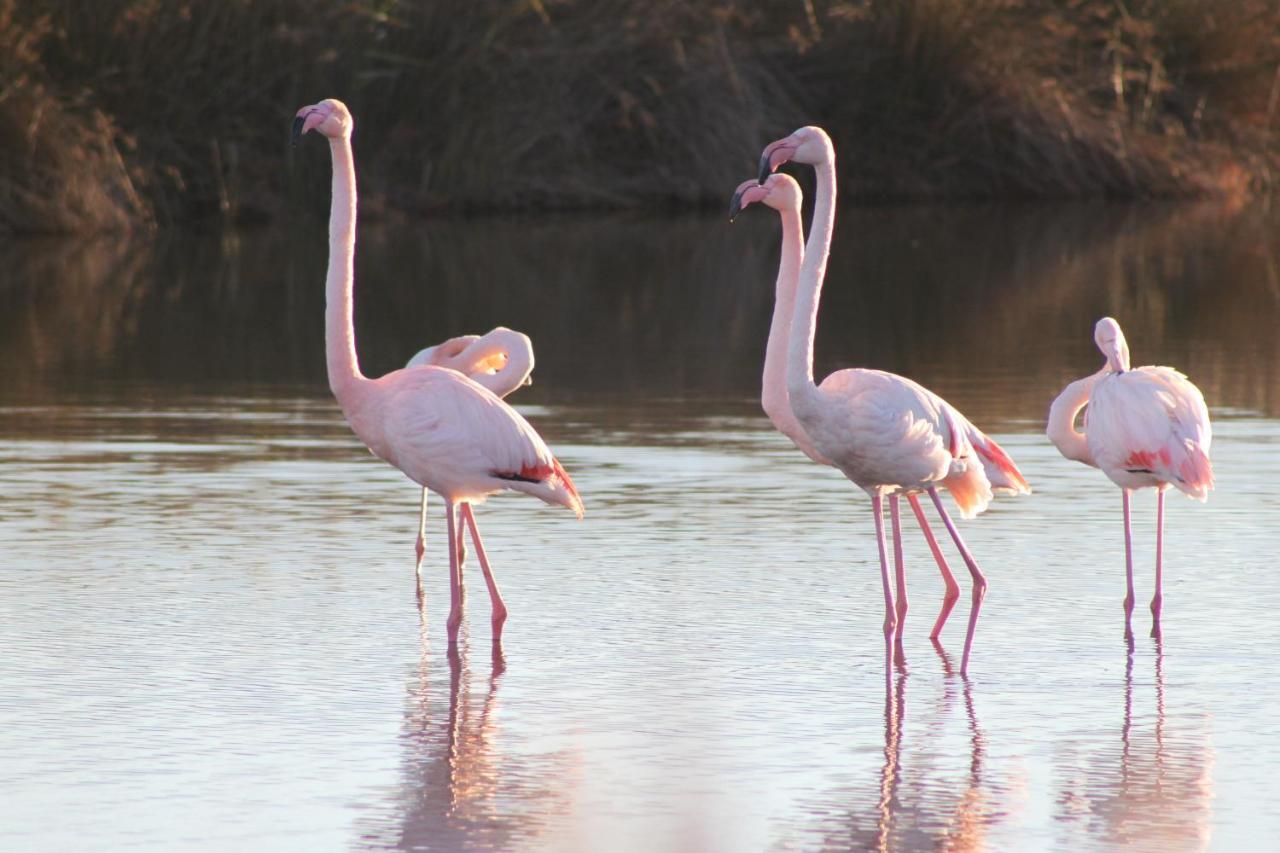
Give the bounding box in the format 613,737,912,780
290,116,306,146
757,150,774,185
758,140,797,184
728,187,746,222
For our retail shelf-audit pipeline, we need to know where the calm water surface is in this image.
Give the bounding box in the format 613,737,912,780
3,202,1280,850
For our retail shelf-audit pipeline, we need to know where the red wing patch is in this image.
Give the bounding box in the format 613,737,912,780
1124,449,1166,471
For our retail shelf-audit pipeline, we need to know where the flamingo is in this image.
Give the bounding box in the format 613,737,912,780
403,328,534,586
1047,317,1212,638
753,126,1029,679
292,98,582,646
731,174,1032,659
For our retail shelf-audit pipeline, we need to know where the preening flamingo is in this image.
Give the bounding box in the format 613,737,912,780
404,328,534,586
1047,317,1212,638
293,98,582,645
753,127,1029,679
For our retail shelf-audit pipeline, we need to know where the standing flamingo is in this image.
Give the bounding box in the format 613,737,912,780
293,98,582,645
1047,317,1212,638
403,328,534,587
754,126,1029,679
731,175,1029,658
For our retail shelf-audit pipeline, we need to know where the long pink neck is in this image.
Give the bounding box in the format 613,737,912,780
1046,372,1100,466
325,135,366,400
787,158,836,409
761,205,803,418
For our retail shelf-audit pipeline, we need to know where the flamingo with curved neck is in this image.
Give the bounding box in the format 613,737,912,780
405,327,535,582
755,126,1029,679
293,98,582,646
1047,317,1213,638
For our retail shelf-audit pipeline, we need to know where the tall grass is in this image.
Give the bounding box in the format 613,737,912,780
2,0,1278,233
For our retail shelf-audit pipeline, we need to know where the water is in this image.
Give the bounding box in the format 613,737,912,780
2,200,1279,851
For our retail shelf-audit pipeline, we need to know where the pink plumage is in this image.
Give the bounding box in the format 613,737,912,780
744,128,1029,680
294,98,581,646
1047,316,1212,638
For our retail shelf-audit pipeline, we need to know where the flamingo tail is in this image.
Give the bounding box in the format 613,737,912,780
970,431,1031,495
1172,441,1214,502
501,457,585,518
941,464,993,520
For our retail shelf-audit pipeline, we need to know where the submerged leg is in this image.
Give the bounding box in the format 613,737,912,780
890,495,908,663
445,499,463,645
461,503,508,644
1122,489,1135,639
1151,488,1165,638
908,493,960,640
926,487,987,676
871,493,896,690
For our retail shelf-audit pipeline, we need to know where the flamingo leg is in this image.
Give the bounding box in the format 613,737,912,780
889,494,908,662
871,493,896,690
907,493,960,640
414,489,428,598
1122,488,1135,638
926,487,987,676
1151,488,1165,638
445,499,463,645
461,503,508,643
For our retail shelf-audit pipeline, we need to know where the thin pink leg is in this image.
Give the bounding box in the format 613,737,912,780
926,487,987,676
1122,489,1135,639
414,489,428,599
871,493,896,690
890,491,911,637
461,503,508,644
445,503,466,607
907,493,960,640
1151,489,1165,638
445,499,463,645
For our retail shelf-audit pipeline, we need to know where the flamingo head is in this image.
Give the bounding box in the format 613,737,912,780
728,173,802,222
1093,316,1131,373
291,99,352,145
758,126,833,183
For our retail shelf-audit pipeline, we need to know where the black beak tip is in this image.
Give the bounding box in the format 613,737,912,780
757,152,773,185
290,116,306,147
728,190,744,223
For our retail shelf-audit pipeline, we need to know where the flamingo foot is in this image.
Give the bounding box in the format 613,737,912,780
1123,593,1135,638
1149,595,1163,639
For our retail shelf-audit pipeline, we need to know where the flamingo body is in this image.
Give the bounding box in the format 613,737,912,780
293,98,580,646
1047,317,1212,637
747,126,1027,678
1086,367,1212,499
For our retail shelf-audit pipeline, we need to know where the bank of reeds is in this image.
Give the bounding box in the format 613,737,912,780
2,0,1279,233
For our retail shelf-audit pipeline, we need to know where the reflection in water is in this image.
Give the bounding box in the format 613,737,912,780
809,646,1003,850
360,623,572,851
4,202,1280,422
1057,641,1215,851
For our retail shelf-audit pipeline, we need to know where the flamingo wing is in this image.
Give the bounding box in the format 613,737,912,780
1086,367,1213,499
375,368,582,516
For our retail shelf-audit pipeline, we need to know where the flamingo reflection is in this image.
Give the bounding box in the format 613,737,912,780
361,623,572,850
1057,640,1214,850
815,646,1004,850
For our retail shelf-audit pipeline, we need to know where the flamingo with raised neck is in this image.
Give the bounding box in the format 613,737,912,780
754,126,1029,680
293,98,582,646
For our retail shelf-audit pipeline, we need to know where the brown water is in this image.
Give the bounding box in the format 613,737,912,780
2,201,1279,851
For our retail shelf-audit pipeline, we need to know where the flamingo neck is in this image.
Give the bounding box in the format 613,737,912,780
462,331,534,399
325,135,366,401
761,205,803,420
1046,372,1100,466
787,158,836,409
